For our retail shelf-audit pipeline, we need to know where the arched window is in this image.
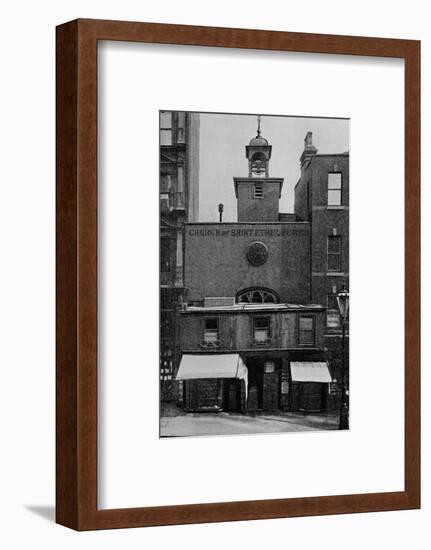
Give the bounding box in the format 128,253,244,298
250,152,267,176
251,152,266,163
236,287,279,304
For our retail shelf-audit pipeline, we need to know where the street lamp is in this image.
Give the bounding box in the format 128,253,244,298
336,283,349,430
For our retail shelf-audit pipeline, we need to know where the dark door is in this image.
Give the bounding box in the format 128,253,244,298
224,379,240,411
262,370,279,410
247,359,264,410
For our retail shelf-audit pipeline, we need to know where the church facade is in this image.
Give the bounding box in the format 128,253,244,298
174,119,349,416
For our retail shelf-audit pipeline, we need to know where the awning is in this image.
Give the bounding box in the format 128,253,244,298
290,362,332,383
176,354,248,396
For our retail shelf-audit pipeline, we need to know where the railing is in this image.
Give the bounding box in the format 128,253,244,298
251,338,272,347
199,340,222,349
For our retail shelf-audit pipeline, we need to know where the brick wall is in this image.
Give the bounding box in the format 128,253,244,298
295,153,349,405
184,222,311,303
234,178,283,222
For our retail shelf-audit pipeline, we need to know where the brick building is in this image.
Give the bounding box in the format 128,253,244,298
294,131,349,402
160,111,200,400
173,120,348,416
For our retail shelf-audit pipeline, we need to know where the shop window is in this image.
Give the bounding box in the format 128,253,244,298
204,318,219,343
254,317,271,343
160,111,172,145
328,172,342,205
298,316,315,346
327,294,341,327
327,235,342,272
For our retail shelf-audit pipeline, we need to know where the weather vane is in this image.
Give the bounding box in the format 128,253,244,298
257,114,261,137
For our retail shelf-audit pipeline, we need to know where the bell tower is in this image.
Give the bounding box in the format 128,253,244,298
246,116,272,177
234,116,284,222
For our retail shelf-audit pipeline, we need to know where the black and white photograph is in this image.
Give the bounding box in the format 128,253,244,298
160,110,349,437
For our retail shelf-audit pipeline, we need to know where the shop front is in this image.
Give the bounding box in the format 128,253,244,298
245,356,286,411
244,358,332,413
289,361,332,413
176,352,332,414
176,353,248,412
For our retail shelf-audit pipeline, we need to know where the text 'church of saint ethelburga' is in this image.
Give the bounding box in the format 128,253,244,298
161,113,349,418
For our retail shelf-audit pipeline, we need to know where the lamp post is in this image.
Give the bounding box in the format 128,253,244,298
336,283,349,430
218,203,224,223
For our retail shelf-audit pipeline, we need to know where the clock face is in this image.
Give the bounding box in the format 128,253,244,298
246,241,269,266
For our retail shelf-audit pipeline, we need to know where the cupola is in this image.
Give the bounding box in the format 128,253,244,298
245,116,272,178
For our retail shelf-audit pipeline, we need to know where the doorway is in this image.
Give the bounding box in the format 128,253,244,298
223,379,241,412
246,359,264,410
246,358,281,411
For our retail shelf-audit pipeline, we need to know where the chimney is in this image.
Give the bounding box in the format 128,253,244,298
300,131,318,169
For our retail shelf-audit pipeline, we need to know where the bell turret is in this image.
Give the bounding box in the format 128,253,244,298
245,116,272,178
233,116,283,222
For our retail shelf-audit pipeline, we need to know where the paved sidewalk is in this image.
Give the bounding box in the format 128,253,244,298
251,411,339,430
160,406,340,437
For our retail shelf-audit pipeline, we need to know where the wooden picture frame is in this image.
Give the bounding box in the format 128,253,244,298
56,18,420,530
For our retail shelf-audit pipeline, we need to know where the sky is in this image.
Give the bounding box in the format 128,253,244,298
198,112,349,222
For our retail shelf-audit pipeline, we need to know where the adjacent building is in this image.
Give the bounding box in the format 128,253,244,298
160,111,200,400
294,131,349,400
173,120,349,416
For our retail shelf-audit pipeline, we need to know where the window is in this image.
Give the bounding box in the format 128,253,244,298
327,235,342,272
253,317,271,342
254,185,263,198
177,166,184,192
327,294,340,328
160,174,172,193
160,111,172,146
236,287,278,304
298,316,315,346
160,238,171,273
177,111,185,143
204,318,219,343
160,193,170,211
264,361,275,373
328,173,342,206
